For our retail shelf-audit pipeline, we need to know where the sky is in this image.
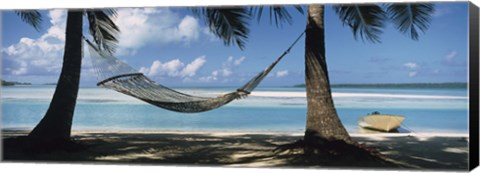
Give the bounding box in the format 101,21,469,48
1,2,470,87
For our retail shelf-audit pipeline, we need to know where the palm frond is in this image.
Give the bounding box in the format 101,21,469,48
15,10,42,31
249,6,304,28
86,9,120,54
386,3,434,40
294,6,305,15
99,9,118,17
192,7,250,50
334,5,387,43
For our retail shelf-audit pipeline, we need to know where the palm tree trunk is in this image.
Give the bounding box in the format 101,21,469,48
28,10,83,142
303,5,352,145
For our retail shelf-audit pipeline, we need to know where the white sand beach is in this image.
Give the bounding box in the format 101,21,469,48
1,130,469,171
192,91,468,100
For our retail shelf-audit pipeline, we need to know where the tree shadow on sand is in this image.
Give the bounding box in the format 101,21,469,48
2,131,468,171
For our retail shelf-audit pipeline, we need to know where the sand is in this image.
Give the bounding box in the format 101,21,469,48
1,130,470,171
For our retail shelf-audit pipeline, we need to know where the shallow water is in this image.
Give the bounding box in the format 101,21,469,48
1,85,469,134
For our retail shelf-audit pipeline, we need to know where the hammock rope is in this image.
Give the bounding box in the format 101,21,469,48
86,31,305,113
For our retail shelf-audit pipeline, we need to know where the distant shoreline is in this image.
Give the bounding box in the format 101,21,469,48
294,82,468,88
0,80,31,86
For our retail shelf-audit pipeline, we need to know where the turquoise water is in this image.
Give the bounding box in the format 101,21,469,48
1,85,469,133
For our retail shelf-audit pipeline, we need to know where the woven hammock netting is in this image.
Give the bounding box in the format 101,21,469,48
86,32,303,113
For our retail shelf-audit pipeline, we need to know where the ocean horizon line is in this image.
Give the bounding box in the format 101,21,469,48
2,81,468,89
2,90,468,103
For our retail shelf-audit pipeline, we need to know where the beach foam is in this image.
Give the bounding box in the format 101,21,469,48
250,91,467,100
2,87,467,103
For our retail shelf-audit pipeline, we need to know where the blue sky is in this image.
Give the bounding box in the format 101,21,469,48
1,2,469,87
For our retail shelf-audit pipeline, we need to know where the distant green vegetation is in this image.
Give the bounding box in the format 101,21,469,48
1,80,32,86
293,83,468,88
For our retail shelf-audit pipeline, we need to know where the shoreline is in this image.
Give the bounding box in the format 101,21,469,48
1,128,469,137
3,89,468,101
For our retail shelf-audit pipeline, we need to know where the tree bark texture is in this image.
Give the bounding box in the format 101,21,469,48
303,5,352,144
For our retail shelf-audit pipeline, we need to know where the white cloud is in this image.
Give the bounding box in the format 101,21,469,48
432,7,453,17
199,70,219,82
275,70,289,78
180,56,206,77
3,8,213,82
221,69,232,77
2,10,67,77
403,62,418,69
11,61,28,75
114,8,209,55
49,9,66,26
403,62,419,77
40,10,67,42
234,56,246,66
198,56,246,82
140,56,206,78
225,56,246,67
442,50,466,67
211,70,219,77
159,59,182,76
202,27,218,41
445,51,457,61
177,16,200,41
408,71,418,77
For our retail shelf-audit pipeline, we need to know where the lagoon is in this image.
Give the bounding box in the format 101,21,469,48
1,85,469,134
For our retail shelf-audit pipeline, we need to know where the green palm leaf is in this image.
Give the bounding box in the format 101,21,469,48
15,10,42,31
386,3,434,40
86,9,120,54
334,5,387,43
192,7,250,50
249,5,304,27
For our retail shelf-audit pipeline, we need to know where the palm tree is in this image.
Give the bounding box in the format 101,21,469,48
13,7,252,148
14,8,253,145
15,9,120,144
197,4,433,147
191,5,350,146
15,3,433,149
302,3,434,146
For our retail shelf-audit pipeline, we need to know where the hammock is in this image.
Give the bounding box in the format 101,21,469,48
86,31,304,113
